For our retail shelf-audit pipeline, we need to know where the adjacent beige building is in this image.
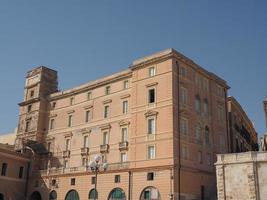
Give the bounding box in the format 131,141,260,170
13,48,230,200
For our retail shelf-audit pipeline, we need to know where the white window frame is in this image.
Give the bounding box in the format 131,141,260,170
147,145,156,159
147,117,156,135
104,105,110,118
122,100,128,114
148,66,156,77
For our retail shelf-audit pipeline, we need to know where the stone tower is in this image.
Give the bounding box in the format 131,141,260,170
15,67,58,151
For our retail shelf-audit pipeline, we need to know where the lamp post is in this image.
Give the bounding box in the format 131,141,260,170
89,155,108,200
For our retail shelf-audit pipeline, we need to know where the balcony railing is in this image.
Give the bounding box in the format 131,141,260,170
80,147,89,156
119,141,129,151
62,150,70,158
100,144,109,153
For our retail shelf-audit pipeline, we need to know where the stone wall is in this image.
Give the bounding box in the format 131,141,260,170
215,151,267,200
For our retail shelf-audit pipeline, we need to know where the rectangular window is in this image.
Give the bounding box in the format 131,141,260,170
148,145,155,159
70,97,74,105
147,172,154,181
218,106,224,122
27,105,32,113
70,178,75,185
82,158,87,166
115,175,121,183
105,86,111,95
91,177,96,184
198,151,203,164
180,87,188,105
104,105,110,118
64,160,69,168
25,121,30,132
49,119,55,130
123,80,129,89
181,145,188,160
179,66,187,77
148,88,155,103
103,132,108,145
206,154,211,165
52,102,56,109
122,101,128,114
66,139,70,151
1,163,7,176
30,90,35,97
47,142,51,152
68,115,72,127
121,128,128,142
121,153,127,162
18,166,24,179
83,135,89,148
148,118,155,135
180,118,188,135
149,67,156,77
202,78,209,91
87,91,92,100
85,110,91,122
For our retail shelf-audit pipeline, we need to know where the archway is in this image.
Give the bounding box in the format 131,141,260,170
0,193,4,200
49,190,57,200
140,186,161,200
30,191,42,200
108,188,126,200
88,189,98,200
65,190,79,200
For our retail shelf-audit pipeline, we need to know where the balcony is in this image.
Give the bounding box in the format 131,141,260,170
62,150,70,158
119,141,129,151
80,147,89,156
100,144,109,153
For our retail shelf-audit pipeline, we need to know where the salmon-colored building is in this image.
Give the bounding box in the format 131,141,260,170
13,48,230,200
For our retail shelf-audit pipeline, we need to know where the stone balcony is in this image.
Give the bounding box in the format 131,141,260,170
62,150,70,158
119,141,129,151
100,144,109,153
80,147,89,156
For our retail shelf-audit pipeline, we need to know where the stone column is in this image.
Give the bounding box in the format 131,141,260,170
247,163,257,200
216,165,225,200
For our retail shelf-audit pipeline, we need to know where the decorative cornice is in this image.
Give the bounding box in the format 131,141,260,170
119,120,130,126
100,124,111,130
18,97,40,106
64,132,73,138
103,99,112,104
83,105,93,110
144,110,158,117
120,94,131,99
46,136,55,141
146,82,158,88
67,110,75,114
49,114,57,118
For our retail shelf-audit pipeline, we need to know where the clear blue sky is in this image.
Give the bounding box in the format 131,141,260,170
0,0,266,136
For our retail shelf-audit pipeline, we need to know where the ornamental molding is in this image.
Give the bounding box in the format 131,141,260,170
120,94,131,99
49,114,57,118
100,124,111,130
119,120,130,126
64,132,73,138
144,110,158,117
83,105,93,110
67,110,75,114
103,99,112,104
146,82,158,88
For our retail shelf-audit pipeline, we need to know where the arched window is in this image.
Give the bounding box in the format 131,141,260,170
49,190,57,200
65,190,79,200
205,126,210,145
0,193,4,200
196,124,202,143
140,186,161,200
195,95,201,114
108,188,126,200
203,99,208,116
88,189,98,200
30,191,42,200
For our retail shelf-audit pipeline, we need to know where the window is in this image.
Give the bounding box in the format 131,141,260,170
195,95,201,114
218,106,225,122
52,102,56,109
148,118,155,135
1,163,7,176
105,86,111,95
82,158,87,166
115,175,120,183
51,179,56,186
68,115,72,127
47,142,51,152
180,118,188,135
25,121,30,132
70,97,74,105
147,172,154,181
206,154,211,165
63,160,69,168
196,124,202,142
83,135,89,148
179,66,187,77
181,145,188,160
87,91,92,100
148,145,155,159
91,177,96,184
121,153,127,162
27,105,32,113
103,132,109,145
122,101,128,114
104,105,110,118
217,85,224,97
203,99,208,116
198,151,203,164
66,139,70,151
70,178,75,186
121,128,128,142
205,126,210,145
85,110,91,122
30,90,34,98
149,67,156,77
123,80,129,89
202,78,209,91
180,87,188,105
49,119,55,130
148,88,155,103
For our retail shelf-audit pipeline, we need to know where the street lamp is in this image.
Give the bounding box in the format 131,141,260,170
89,155,108,200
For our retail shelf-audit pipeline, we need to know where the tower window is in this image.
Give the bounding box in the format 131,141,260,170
30,90,34,98
149,67,156,77
105,86,111,95
19,166,24,179
115,175,120,183
27,105,32,113
1,163,7,176
148,88,155,103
